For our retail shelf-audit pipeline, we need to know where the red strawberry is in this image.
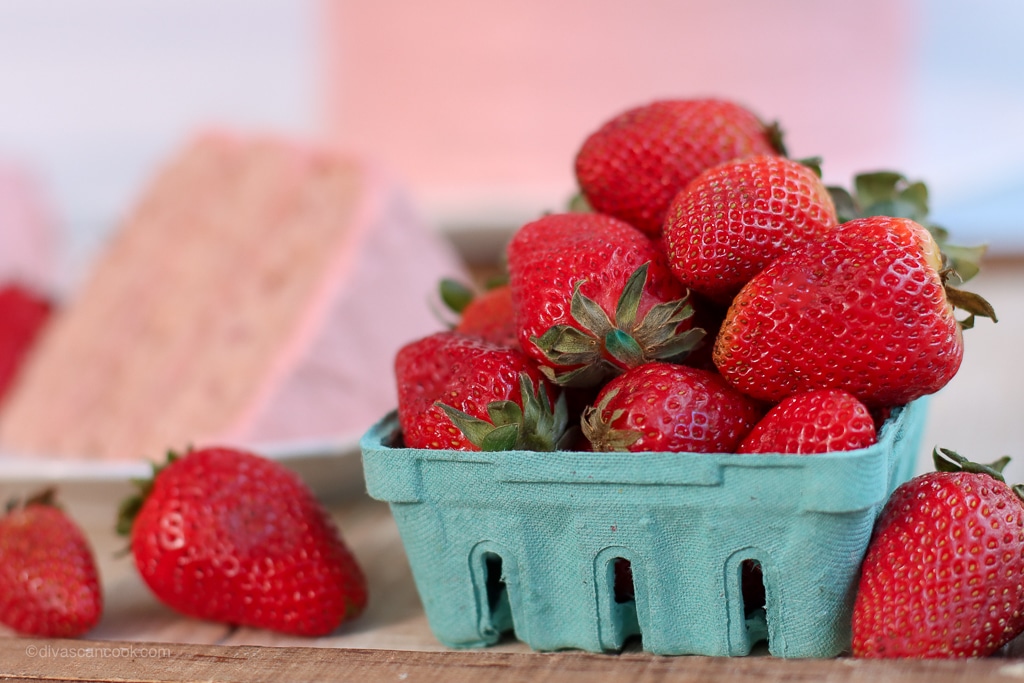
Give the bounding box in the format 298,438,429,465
0,489,102,637
852,448,1024,658
574,99,784,235
0,282,53,403
507,212,704,388
713,216,996,406
441,280,518,348
663,155,839,304
120,447,367,636
581,362,763,453
737,389,876,454
395,331,568,451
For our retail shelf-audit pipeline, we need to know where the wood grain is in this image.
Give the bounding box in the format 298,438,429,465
6,638,1024,683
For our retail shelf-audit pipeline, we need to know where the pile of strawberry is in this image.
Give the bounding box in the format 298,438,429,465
395,98,1015,658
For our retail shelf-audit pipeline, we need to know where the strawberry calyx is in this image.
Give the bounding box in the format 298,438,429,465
438,278,475,315
116,450,181,537
435,372,571,452
765,120,788,157
531,263,705,387
827,170,987,283
580,387,641,451
4,487,59,515
940,269,999,330
932,447,1024,503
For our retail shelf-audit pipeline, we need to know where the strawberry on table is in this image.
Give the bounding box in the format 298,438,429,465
395,330,569,451
507,212,705,388
737,389,877,454
580,362,763,453
0,489,102,637
713,216,996,406
119,447,367,637
574,98,784,236
663,155,839,304
852,448,1024,658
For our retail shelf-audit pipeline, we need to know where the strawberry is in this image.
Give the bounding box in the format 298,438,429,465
395,330,569,451
852,448,1024,658
0,282,53,403
0,489,102,637
713,216,996,406
574,98,784,235
507,212,704,388
663,155,839,304
119,447,367,636
440,279,518,348
736,389,876,454
581,362,763,453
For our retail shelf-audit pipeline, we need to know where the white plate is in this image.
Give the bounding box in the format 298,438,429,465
0,434,367,503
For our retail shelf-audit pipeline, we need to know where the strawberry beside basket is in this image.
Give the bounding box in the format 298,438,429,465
360,398,926,658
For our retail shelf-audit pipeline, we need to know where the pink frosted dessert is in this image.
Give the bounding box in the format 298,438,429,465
0,132,466,461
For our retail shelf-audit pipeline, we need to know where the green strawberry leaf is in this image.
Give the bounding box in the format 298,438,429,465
437,403,498,447
487,400,523,428
570,282,616,339
532,264,704,387
604,329,646,369
439,278,475,314
481,424,521,452
435,373,570,451
765,120,788,157
116,450,181,537
581,388,643,452
941,243,987,284
568,191,593,213
932,446,1008,482
942,277,998,330
828,170,988,284
533,324,602,366
796,156,823,178
614,263,648,331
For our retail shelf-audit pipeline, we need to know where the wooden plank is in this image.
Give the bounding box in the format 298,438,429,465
4,638,1024,683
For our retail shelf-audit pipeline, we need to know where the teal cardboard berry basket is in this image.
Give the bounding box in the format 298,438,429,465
359,398,927,658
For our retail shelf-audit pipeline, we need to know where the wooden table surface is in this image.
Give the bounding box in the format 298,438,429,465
2,258,1024,682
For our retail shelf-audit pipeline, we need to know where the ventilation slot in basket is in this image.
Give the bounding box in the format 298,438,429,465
741,558,769,650
481,551,514,638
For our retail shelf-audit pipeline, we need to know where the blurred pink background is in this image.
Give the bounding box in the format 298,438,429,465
324,0,914,231
0,0,1022,290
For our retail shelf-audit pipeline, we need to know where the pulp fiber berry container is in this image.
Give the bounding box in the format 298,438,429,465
360,398,927,658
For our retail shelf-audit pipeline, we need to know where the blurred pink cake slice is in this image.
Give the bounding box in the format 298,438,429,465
0,132,464,461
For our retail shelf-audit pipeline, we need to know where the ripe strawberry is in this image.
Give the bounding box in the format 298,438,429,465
440,279,518,348
736,389,876,454
119,447,367,636
663,155,839,304
395,331,568,451
0,489,102,637
507,212,704,388
0,282,53,403
574,98,784,235
581,362,763,453
852,448,1024,658
713,216,996,406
